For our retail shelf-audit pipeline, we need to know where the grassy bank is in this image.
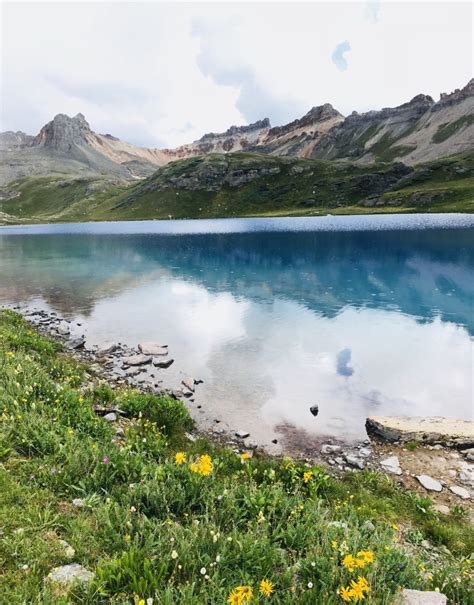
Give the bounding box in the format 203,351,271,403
0,152,472,225
0,310,472,604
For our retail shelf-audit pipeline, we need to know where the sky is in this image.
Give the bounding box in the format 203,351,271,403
1,0,472,148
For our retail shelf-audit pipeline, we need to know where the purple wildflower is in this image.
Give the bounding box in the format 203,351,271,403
49,468,56,475
101,456,109,463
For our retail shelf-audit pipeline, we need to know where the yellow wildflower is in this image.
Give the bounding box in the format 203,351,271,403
259,579,274,597
332,540,338,549
357,550,375,564
356,576,369,593
189,463,199,473
198,454,213,476
342,554,357,572
175,452,186,465
339,586,353,602
240,452,252,460
227,590,243,605
303,471,313,483
350,579,367,601
236,585,253,601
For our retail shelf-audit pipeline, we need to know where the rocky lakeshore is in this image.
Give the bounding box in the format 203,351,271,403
5,304,473,520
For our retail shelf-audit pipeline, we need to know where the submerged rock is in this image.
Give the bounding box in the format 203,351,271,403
57,321,70,336
122,354,151,367
138,342,168,356
153,357,174,368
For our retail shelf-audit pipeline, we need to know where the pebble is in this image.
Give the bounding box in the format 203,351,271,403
235,430,250,439
416,475,443,492
321,444,342,455
71,498,84,507
309,405,319,417
182,378,195,392
57,322,70,336
103,412,117,423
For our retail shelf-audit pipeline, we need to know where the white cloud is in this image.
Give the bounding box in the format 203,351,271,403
1,1,472,146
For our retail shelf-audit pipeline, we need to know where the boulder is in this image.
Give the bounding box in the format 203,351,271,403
45,563,94,595
57,322,70,336
366,416,474,447
416,475,442,492
394,588,447,604
138,342,168,356
65,337,85,350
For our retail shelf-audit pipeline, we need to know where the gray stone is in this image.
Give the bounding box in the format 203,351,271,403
434,504,450,515
45,563,94,590
182,377,195,392
358,447,372,457
235,430,250,439
309,405,319,417
153,357,174,368
138,342,168,356
71,498,84,507
380,456,402,475
66,337,85,350
449,485,470,499
122,354,151,367
103,412,117,423
321,444,342,455
394,588,447,604
57,322,70,336
344,454,365,469
416,475,443,492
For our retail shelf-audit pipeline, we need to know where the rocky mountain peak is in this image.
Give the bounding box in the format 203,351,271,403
199,118,271,142
268,103,342,138
32,113,92,150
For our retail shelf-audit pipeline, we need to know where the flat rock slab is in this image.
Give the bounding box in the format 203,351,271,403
45,563,94,592
366,416,474,447
394,589,447,604
153,358,174,368
138,342,168,356
449,485,470,499
122,354,152,366
416,475,442,492
380,455,402,475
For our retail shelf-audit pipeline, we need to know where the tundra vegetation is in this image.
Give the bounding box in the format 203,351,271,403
0,311,473,604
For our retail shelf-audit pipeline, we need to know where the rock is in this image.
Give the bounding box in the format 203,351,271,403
57,322,70,336
58,540,75,559
103,412,117,423
366,416,474,447
449,485,470,499
122,354,151,367
416,475,443,492
458,461,474,485
380,456,402,475
321,444,342,455
394,588,447,604
181,378,195,392
235,430,250,439
71,498,84,507
344,454,365,469
153,357,174,368
309,405,319,417
98,344,119,356
45,563,94,593
434,504,450,515
138,342,168,356
65,337,85,350
358,447,372,458
461,447,474,461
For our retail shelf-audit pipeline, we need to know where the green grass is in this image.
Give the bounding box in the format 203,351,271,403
0,310,473,604
432,116,474,144
0,152,473,225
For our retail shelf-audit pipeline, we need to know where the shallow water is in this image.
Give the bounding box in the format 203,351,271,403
1,214,473,448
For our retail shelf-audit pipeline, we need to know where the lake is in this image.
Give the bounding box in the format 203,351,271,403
1,214,473,452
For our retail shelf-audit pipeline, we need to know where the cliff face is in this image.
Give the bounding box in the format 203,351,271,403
0,80,472,186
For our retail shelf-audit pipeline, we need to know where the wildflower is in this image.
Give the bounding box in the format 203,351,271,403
342,554,357,573
240,452,251,460
200,567,207,575
259,579,274,597
350,579,367,601
124,534,131,542
227,590,242,605
332,540,338,549
339,586,353,602
138,600,145,605
189,462,199,473
307,582,313,588
303,471,313,483
171,550,178,559
356,577,369,593
236,585,253,601
101,456,109,463
198,454,213,476
175,452,186,465
357,550,374,564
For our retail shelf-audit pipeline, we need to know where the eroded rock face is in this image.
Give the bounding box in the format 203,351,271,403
33,113,92,151
366,416,474,448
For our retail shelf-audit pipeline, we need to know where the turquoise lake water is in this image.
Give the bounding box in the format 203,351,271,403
1,214,473,448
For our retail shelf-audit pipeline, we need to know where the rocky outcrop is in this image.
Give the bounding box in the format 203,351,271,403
33,113,92,151
366,416,474,447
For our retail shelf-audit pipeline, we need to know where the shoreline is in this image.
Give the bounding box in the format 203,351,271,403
6,303,473,518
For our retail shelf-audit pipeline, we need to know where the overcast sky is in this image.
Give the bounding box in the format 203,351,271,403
1,0,472,148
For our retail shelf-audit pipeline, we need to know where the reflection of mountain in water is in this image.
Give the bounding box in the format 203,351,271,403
0,228,472,333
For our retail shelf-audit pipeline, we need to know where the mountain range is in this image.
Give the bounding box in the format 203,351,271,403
0,80,472,223
1,79,473,187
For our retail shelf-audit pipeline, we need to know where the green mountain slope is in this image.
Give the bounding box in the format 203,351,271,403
0,152,472,224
